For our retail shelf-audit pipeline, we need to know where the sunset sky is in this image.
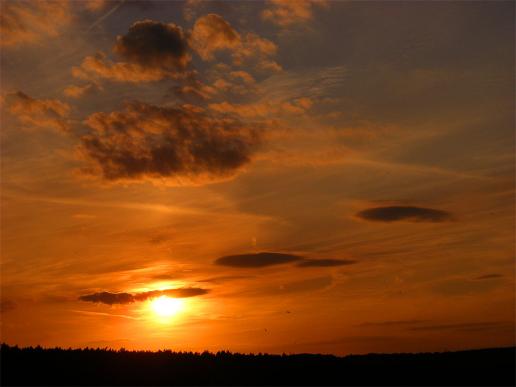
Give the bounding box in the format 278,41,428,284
0,0,514,355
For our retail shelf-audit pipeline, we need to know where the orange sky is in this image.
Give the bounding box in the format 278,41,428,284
0,0,514,355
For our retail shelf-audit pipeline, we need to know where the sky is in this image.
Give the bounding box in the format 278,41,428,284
0,0,514,355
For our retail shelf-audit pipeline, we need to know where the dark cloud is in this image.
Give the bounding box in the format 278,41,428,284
356,206,452,223
74,15,279,84
79,292,134,305
474,273,503,280
73,20,194,83
297,259,356,268
215,252,359,270
79,101,261,184
114,19,190,72
79,287,209,305
164,287,209,298
215,252,303,268
132,287,209,301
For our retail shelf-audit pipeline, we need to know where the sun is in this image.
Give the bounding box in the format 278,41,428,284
151,296,183,318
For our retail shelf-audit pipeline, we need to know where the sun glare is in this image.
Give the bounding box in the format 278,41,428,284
151,296,183,318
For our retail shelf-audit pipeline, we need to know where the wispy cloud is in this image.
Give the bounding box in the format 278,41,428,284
356,206,452,223
0,0,71,47
357,319,429,328
87,0,126,31
473,274,503,281
296,259,356,268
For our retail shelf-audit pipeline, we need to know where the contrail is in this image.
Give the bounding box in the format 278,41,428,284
71,309,141,320
87,0,126,32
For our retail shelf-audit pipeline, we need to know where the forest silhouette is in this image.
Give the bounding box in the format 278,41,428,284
1,344,514,385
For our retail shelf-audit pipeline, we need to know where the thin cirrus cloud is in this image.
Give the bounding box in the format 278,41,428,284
79,287,209,305
0,0,71,47
356,206,452,223
208,97,313,119
78,101,262,184
296,259,357,268
407,321,512,332
215,252,356,269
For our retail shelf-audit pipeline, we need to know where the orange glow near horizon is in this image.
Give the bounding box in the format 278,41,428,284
0,0,514,356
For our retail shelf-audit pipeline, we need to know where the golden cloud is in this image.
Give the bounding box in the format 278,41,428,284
262,0,328,27
4,91,71,132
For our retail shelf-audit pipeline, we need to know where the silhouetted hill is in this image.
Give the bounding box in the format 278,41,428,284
1,344,514,386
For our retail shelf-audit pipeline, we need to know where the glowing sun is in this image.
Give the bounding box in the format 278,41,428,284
151,296,183,318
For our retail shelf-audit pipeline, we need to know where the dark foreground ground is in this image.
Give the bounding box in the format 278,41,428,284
1,344,514,386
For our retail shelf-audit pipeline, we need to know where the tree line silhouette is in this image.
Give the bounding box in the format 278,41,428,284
1,344,514,385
